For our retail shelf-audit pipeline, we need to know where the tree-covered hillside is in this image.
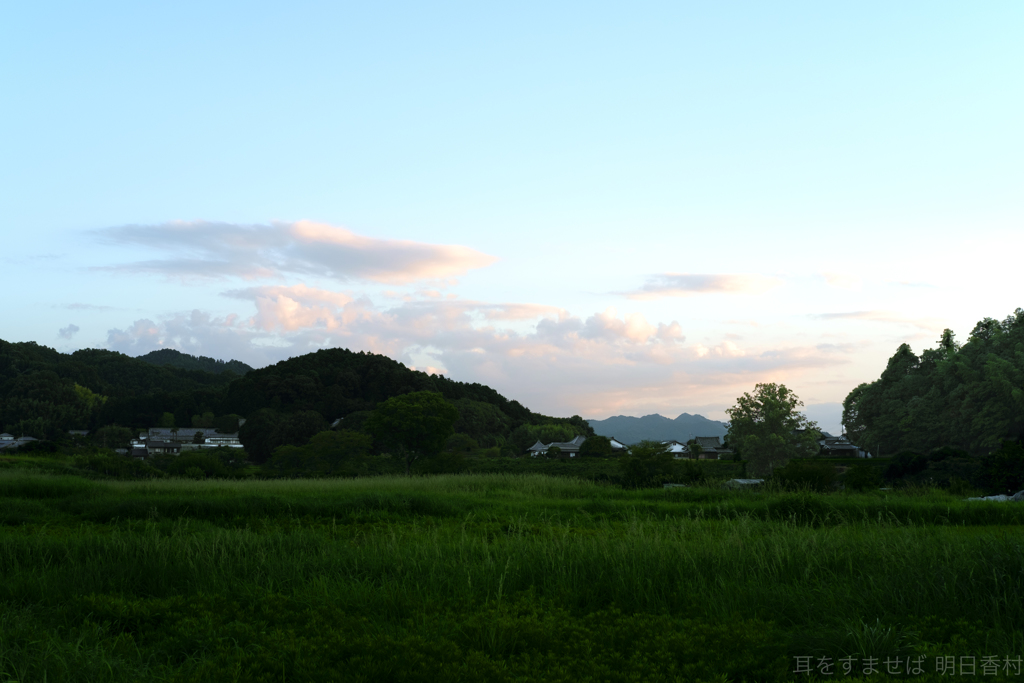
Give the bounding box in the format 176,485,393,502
0,341,238,439
0,341,589,450
843,308,1024,455
138,348,253,375
225,348,591,458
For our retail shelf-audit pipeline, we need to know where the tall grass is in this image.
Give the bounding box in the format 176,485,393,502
1,471,1022,681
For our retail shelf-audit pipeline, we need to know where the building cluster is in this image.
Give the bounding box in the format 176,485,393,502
525,432,871,459
126,426,244,459
0,433,39,450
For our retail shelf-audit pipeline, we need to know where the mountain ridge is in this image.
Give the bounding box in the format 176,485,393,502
588,412,728,445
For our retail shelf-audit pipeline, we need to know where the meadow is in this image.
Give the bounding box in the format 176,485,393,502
1,471,1022,682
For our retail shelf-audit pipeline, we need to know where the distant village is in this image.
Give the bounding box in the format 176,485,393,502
521,431,869,460
1,423,869,460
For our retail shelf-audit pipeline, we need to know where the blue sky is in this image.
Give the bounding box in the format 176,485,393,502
2,2,1022,432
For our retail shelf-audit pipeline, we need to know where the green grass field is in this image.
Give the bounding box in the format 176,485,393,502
1,471,1022,681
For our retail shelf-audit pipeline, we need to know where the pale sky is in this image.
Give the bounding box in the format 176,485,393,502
2,2,1022,433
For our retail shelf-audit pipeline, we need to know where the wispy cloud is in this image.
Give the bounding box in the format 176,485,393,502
59,303,117,311
821,272,862,290
58,324,80,339
810,310,944,331
621,273,780,300
93,220,497,285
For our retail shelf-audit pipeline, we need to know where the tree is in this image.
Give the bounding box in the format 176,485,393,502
619,440,675,488
93,425,134,450
726,383,820,477
269,429,374,476
364,392,459,474
444,433,478,455
578,435,612,458
686,439,703,459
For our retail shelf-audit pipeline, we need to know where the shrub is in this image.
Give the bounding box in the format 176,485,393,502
165,452,230,479
843,463,882,491
72,454,165,479
773,459,837,492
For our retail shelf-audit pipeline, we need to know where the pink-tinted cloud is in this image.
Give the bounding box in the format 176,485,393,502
811,310,944,331
106,284,853,419
622,273,781,299
93,220,496,284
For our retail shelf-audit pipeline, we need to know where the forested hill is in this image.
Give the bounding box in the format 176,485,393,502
0,340,238,439
138,348,253,375
843,308,1024,455
225,348,592,460
0,341,589,452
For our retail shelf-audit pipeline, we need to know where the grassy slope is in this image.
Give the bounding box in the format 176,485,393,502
1,472,1022,681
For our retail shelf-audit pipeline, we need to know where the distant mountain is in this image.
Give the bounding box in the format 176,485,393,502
588,413,728,445
137,349,254,376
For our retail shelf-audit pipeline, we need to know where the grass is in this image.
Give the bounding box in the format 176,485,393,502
1,472,1022,681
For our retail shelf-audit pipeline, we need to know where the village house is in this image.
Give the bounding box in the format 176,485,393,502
668,436,733,460
818,432,871,458
527,435,628,458
130,427,243,459
0,434,40,451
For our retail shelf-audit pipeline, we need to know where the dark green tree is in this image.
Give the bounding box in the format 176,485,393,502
269,429,374,476
579,435,612,458
619,440,675,488
364,392,459,474
93,425,135,450
843,310,1024,455
726,383,820,477
238,408,283,463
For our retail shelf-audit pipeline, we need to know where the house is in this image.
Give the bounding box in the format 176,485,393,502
131,428,243,458
818,432,871,458
526,435,628,458
0,435,39,451
203,433,242,448
674,436,733,460
144,440,182,455
663,440,687,456
68,429,89,436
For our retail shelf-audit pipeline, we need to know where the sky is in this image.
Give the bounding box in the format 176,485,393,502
2,2,1022,434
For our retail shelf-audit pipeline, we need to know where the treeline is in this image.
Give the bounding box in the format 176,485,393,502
843,308,1024,456
137,349,253,376
0,341,590,455
0,343,238,439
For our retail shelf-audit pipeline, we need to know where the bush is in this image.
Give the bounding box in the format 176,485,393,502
978,440,1024,495
843,463,882,491
773,459,837,492
165,452,230,479
71,454,165,479
443,433,478,455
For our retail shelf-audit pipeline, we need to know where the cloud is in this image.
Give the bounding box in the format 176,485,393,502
621,273,781,300
93,220,497,284
58,324,80,339
821,272,862,290
66,303,116,311
105,284,852,419
810,311,944,331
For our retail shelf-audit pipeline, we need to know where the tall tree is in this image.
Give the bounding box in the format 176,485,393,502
364,392,459,474
843,309,1024,455
726,383,820,477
